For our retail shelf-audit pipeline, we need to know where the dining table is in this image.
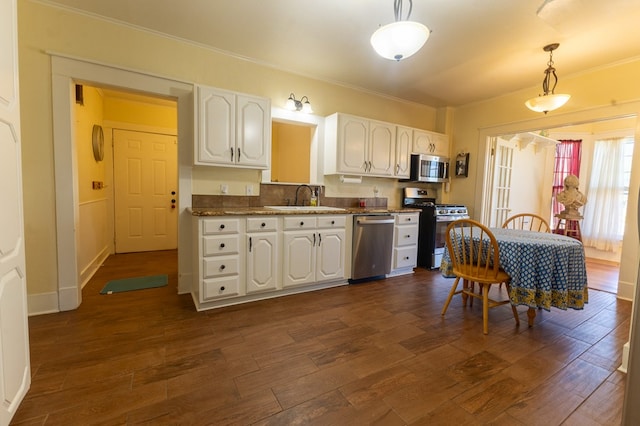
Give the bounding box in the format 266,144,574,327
440,227,589,326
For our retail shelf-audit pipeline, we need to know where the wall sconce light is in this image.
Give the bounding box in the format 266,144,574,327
285,93,313,113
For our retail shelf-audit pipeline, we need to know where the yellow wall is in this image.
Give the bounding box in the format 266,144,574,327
104,97,177,129
271,122,311,184
449,60,640,297
74,86,105,203
17,0,437,297
17,0,640,301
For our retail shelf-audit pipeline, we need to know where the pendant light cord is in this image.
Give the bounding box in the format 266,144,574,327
394,0,413,22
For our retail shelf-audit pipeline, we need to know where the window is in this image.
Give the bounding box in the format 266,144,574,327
551,140,582,225
582,136,634,250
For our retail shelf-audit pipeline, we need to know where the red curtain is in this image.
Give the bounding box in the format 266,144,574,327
551,140,582,227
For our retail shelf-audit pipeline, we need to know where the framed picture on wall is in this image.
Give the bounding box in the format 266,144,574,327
455,153,469,177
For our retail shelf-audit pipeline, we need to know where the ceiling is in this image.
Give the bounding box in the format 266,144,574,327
43,0,640,108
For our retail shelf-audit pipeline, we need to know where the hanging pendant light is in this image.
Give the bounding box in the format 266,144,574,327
525,43,571,114
371,0,430,61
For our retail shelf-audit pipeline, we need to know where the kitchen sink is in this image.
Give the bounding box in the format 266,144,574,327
264,206,346,211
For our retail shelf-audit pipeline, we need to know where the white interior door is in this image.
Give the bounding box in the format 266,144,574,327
114,129,178,253
0,0,31,422
487,136,515,227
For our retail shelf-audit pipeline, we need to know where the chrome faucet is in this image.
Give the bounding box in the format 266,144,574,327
294,184,313,206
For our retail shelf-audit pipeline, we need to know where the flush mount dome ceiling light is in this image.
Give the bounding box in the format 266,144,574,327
525,43,571,114
371,0,430,61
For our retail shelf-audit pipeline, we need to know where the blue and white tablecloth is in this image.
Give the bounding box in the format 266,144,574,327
440,228,588,311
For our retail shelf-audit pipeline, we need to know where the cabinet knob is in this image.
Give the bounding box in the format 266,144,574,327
405,235,411,238
405,256,410,260
331,220,335,225
261,222,266,227
220,264,226,270
300,221,304,226
220,243,225,248
220,224,225,230
220,286,226,291
407,218,412,221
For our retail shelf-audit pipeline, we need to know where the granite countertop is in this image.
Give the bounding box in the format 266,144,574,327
190,207,421,216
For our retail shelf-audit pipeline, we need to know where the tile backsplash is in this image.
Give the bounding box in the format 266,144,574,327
192,183,387,209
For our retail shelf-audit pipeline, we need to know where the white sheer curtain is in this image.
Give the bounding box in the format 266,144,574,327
582,137,626,251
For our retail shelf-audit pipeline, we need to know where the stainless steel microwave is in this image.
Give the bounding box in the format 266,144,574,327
409,154,450,183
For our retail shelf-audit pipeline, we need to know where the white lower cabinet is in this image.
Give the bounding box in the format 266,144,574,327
388,212,419,277
283,215,346,288
193,214,347,311
195,217,244,303
246,217,279,294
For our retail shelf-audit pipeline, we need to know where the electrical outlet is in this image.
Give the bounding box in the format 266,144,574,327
220,184,228,194
246,185,253,195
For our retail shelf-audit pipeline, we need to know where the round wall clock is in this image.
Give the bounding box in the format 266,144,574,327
92,124,104,162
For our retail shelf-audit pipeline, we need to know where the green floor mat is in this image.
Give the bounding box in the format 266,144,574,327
100,274,168,294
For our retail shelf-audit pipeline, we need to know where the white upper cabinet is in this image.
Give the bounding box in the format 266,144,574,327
412,129,450,158
196,85,271,168
395,125,412,178
325,113,448,179
368,120,396,176
324,113,395,177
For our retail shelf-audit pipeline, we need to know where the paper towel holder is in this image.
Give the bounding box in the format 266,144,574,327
340,175,362,184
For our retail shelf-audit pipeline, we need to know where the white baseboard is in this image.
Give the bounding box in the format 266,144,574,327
27,292,59,316
619,341,630,373
80,247,110,289
178,272,192,295
617,279,635,301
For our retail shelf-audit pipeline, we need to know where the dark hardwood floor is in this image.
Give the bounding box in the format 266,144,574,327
13,250,630,425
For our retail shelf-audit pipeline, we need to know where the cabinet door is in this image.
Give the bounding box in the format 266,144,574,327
316,229,345,282
431,132,450,157
395,125,412,178
283,231,316,287
336,115,368,174
246,232,278,293
368,120,395,176
412,129,432,154
237,94,270,168
197,86,235,165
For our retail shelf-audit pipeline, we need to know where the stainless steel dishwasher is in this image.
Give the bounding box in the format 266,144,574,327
351,214,395,282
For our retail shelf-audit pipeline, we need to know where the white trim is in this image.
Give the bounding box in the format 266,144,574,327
51,55,194,310
27,291,59,316
79,247,109,289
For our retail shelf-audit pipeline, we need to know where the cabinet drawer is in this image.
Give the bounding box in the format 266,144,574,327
396,213,419,225
247,217,278,232
394,226,418,247
284,216,317,230
203,235,239,256
202,276,241,301
317,215,346,228
394,246,417,269
202,218,240,235
202,256,239,278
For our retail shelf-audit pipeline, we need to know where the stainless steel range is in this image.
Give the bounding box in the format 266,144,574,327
402,188,469,269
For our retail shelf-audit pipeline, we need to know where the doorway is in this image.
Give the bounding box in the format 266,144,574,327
481,116,638,296
51,55,194,312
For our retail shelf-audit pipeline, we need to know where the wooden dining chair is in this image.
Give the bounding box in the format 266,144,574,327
441,219,520,334
502,213,551,233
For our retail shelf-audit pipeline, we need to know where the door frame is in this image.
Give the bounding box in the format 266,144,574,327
51,55,193,311
475,102,640,301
